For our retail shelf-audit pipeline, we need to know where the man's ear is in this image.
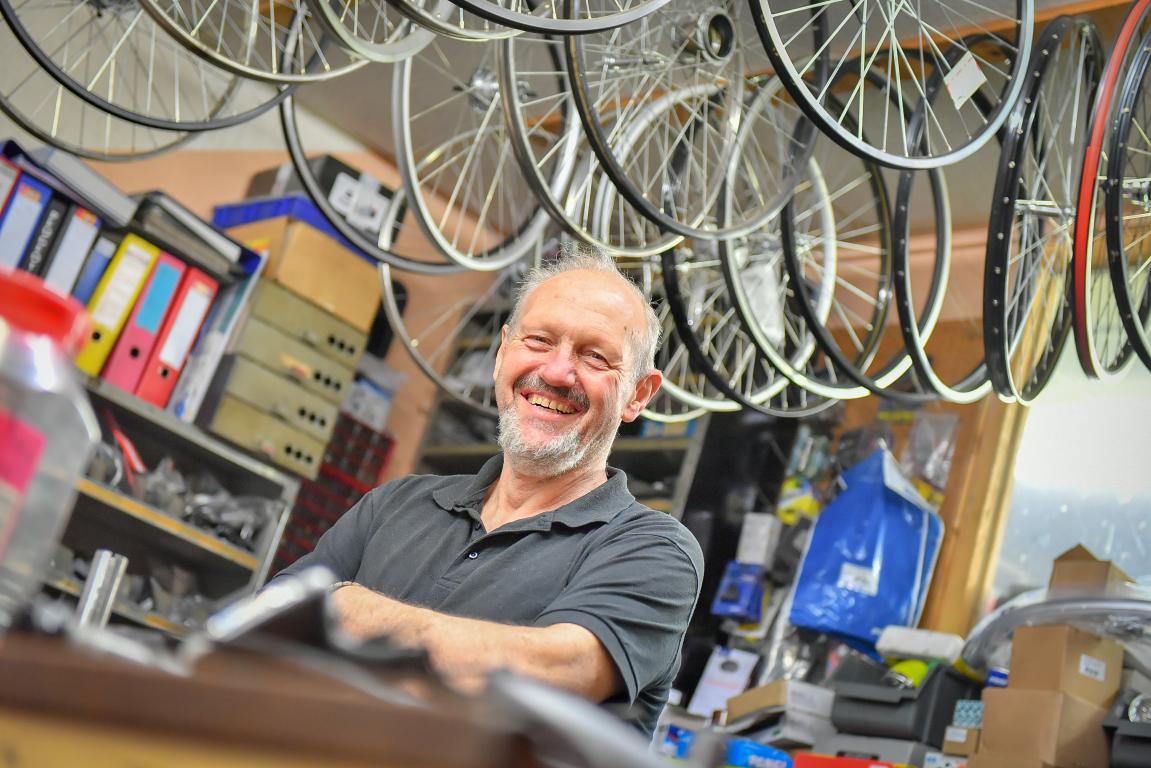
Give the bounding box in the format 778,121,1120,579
620,369,663,423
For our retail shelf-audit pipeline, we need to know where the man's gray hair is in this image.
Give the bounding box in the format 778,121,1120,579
507,246,662,381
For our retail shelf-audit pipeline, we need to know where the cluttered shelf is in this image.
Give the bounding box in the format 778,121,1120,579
74,479,259,573
85,377,298,493
42,576,189,638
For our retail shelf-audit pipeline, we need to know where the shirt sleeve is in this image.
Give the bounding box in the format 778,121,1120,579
272,479,404,582
532,523,704,705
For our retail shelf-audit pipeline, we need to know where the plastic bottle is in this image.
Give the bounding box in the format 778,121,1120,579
0,269,99,629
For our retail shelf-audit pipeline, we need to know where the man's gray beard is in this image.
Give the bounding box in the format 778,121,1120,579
498,405,586,477
497,404,616,478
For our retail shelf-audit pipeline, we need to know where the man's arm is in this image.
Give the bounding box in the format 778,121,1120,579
330,585,621,701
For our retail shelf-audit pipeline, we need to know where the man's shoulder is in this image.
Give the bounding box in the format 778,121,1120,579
602,501,704,565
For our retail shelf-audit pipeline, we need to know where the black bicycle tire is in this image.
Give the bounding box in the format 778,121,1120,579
279,92,465,275
984,15,1105,403
1105,29,1151,372
0,0,294,132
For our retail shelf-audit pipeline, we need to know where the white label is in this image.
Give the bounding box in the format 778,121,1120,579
1079,654,1107,682
837,562,879,596
90,243,153,328
158,283,213,368
327,172,358,216
945,52,987,111
944,726,968,744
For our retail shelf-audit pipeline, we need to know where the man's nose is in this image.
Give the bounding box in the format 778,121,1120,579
537,344,578,387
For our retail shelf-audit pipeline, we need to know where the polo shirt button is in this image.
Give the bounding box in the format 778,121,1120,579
467,551,479,559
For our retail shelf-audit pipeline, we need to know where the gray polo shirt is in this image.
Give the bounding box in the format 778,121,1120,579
277,454,703,736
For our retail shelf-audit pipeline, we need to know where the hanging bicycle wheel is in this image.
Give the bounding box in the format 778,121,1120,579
1105,2,1151,373
664,233,837,419
1073,0,1151,377
0,18,194,160
376,202,543,416
611,257,734,423
139,0,367,83
891,42,995,405
0,0,288,132
750,0,1033,169
499,33,684,257
280,91,462,275
565,0,788,239
450,0,671,36
311,0,436,63
391,0,518,42
985,16,1104,404
394,36,563,270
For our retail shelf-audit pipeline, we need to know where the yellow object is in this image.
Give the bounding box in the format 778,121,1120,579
887,658,931,688
76,234,160,375
777,477,820,525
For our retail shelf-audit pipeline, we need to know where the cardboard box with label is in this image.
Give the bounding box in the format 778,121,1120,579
1009,624,1122,708
980,688,1108,768
1048,545,1132,593
725,679,836,747
226,217,380,333
943,726,980,756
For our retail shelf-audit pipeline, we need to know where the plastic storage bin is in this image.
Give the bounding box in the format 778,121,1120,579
829,655,982,748
0,270,99,628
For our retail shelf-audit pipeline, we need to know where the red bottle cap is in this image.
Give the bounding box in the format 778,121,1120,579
0,269,91,356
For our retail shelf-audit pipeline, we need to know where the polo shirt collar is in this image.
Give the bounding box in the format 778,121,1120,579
431,453,635,529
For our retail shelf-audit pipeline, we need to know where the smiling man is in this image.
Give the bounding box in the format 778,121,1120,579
274,249,704,737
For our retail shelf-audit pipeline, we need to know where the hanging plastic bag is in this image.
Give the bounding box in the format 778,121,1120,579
788,449,944,649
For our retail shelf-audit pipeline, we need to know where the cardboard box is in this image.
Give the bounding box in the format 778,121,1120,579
980,688,1108,768
745,708,836,748
1048,545,1132,592
1010,624,1123,708
942,726,980,756
226,217,380,332
726,679,836,722
966,752,1053,768
813,733,931,766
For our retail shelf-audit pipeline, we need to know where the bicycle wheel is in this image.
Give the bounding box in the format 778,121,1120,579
750,0,1033,169
393,36,563,270
891,43,995,405
311,0,436,63
0,0,287,132
566,0,810,238
450,0,671,36
612,257,735,423
391,0,518,42
1073,0,1151,377
0,18,193,160
1106,5,1151,373
664,234,836,419
139,0,367,83
985,16,1104,404
280,91,462,275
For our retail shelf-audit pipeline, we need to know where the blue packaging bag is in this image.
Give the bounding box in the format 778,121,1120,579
789,449,943,648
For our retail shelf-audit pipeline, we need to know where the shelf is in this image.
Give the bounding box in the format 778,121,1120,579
637,498,673,513
74,479,259,572
44,576,190,637
85,377,298,494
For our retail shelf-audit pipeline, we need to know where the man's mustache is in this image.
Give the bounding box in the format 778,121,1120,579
514,374,590,410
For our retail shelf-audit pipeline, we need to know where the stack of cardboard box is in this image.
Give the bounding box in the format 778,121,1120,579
969,547,1131,768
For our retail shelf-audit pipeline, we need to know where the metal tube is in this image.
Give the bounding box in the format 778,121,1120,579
75,549,128,628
